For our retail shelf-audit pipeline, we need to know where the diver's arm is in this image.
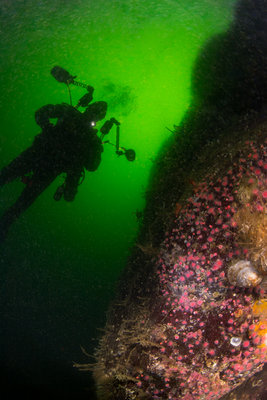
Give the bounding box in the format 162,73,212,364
34,104,69,130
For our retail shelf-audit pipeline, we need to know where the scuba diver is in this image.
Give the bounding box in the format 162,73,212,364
0,66,135,242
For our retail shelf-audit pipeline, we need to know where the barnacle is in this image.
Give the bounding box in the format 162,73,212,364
227,260,263,288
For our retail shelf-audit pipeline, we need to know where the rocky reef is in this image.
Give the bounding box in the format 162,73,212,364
88,116,267,400
76,1,267,399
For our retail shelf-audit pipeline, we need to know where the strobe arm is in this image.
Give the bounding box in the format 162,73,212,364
100,118,136,162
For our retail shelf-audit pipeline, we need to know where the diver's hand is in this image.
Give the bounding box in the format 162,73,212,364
110,117,120,125
86,85,94,95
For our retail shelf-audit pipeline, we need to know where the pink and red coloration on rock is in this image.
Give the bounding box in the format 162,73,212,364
134,140,267,399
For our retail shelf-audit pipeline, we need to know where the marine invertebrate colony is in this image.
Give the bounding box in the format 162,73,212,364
144,138,267,399
91,134,266,400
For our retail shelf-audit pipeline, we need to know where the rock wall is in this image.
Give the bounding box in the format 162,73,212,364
90,118,266,400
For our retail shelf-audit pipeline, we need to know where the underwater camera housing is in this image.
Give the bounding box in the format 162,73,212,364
50,66,136,162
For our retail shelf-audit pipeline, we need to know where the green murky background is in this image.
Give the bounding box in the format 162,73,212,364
0,0,236,397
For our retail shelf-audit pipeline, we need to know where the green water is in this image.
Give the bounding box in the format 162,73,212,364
0,0,236,396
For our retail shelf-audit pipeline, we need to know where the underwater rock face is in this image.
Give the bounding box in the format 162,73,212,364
147,140,266,399
92,135,267,400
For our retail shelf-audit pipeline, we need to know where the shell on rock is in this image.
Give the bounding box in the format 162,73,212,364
227,260,263,288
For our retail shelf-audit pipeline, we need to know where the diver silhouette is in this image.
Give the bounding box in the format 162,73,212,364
0,66,136,243
0,96,107,242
